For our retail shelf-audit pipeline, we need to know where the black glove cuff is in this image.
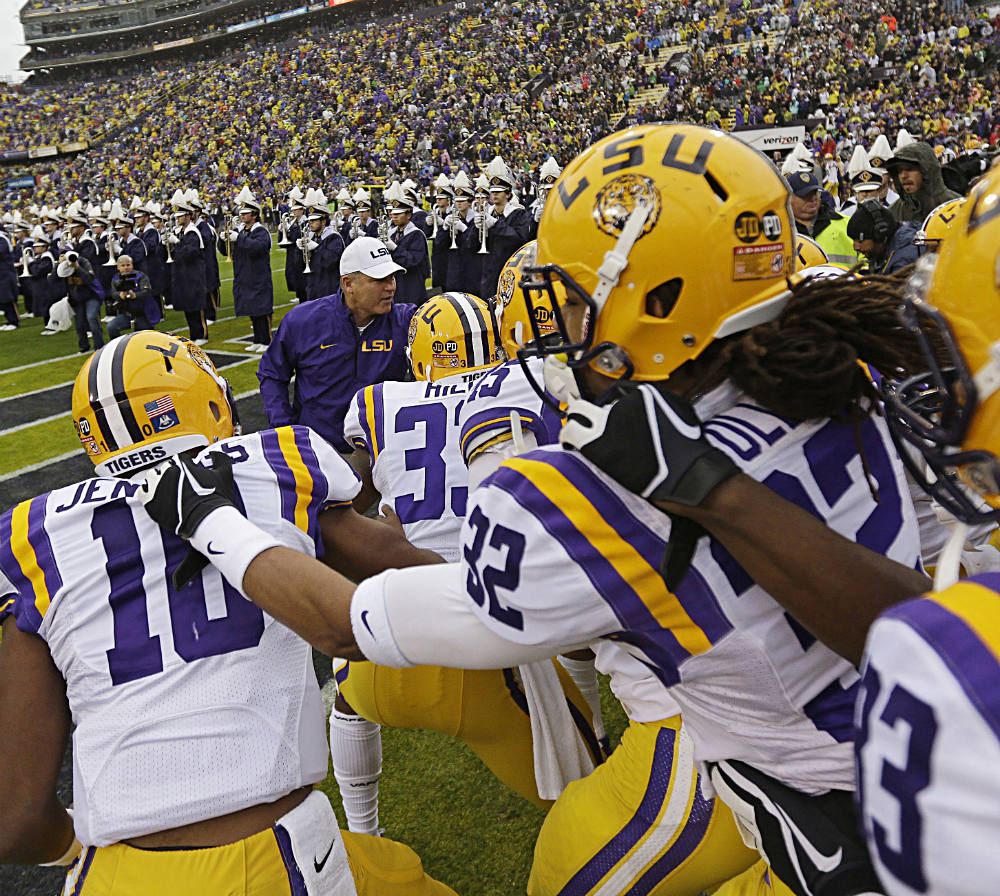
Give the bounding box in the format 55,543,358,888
652,448,740,507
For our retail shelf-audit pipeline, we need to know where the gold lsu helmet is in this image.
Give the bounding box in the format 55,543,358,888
793,233,829,271
72,331,239,477
523,124,795,384
914,197,967,251
885,166,1000,522
495,240,562,358
407,291,505,382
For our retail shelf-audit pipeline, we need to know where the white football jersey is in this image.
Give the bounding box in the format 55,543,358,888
459,382,922,792
0,426,359,847
856,574,1000,896
344,371,484,561
459,357,563,466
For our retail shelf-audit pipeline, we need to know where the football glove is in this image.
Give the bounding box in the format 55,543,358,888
559,383,739,507
140,451,237,588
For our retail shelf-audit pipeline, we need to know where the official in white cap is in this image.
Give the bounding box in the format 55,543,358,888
257,236,417,452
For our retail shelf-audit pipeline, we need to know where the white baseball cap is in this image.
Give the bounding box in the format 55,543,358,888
339,236,406,279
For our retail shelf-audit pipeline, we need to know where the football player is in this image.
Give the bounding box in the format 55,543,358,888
332,291,600,834
0,332,456,895
136,125,935,896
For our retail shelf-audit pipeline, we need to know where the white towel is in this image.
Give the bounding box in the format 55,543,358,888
518,659,596,801
274,790,357,896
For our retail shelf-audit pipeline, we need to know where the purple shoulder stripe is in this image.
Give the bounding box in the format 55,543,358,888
260,430,299,527
884,591,1000,745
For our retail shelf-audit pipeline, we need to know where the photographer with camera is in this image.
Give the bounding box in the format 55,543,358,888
56,247,105,353
107,254,160,340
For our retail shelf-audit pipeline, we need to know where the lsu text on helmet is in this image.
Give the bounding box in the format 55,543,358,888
915,197,968,251
522,124,795,387
407,292,504,382
794,233,829,271
495,241,561,358
72,332,240,478
885,167,1000,522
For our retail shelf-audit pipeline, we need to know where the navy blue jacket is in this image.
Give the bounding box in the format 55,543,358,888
0,234,16,306
305,225,346,301
93,232,115,295
871,221,923,275
343,216,378,245
480,204,533,299
61,256,104,305
389,222,429,304
170,224,207,313
284,219,306,295
140,225,168,296
444,210,484,295
411,208,432,239
197,219,220,292
221,222,273,317
120,233,147,275
257,292,416,452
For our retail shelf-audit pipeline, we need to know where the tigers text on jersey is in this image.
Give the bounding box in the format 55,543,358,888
459,356,562,464
344,371,483,561
856,573,1000,896
0,426,360,847
460,383,922,793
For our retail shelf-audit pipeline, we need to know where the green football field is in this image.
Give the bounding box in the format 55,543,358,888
0,248,627,894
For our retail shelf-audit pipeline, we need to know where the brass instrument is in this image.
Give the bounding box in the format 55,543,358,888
164,226,175,264
333,209,345,231
431,206,441,240
18,246,32,279
349,214,360,241
103,232,119,267
378,213,390,245
226,214,241,257
476,197,489,255
277,212,292,246
447,205,460,250
301,221,314,275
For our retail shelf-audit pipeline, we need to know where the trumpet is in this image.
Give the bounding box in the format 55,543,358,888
431,206,442,240
164,227,175,264
226,214,241,257
349,214,360,241
277,213,292,246
476,197,489,255
333,209,345,230
302,226,313,275
378,213,390,245
18,247,31,278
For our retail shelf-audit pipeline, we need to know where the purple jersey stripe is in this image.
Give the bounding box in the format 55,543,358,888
630,779,714,895
0,505,43,633
69,847,97,896
559,727,680,894
27,496,63,602
883,584,1000,744
372,383,385,457
803,678,859,743
292,426,329,558
487,464,688,685
460,407,547,454
539,452,732,644
272,825,309,896
261,430,298,527
355,387,374,454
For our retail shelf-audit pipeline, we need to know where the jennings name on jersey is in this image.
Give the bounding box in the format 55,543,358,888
460,382,922,793
344,370,486,561
856,572,1000,896
0,426,359,847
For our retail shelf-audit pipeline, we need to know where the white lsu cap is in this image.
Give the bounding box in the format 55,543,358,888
339,236,406,279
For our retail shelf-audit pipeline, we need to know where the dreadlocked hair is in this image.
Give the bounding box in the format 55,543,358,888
692,266,940,423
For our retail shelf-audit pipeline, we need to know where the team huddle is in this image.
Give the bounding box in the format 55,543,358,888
1,123,999,896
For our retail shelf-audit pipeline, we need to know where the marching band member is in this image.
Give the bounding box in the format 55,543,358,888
40,206,63,251
283,185,308,303
190,190,221,322
29,227,61,334
133,199,167,308
220,186,273,353
88,203,115,299
529,156,562,239
12,214,34,319
301,187,346,302
335,187,356,246
443,171,483,296
350,189,379,242
0,211,17,331
167,188,208,345
148,203,171,310
430,173,454,295
385,187,430,305
478,156,532,300
109,201,147,276
402,178,431,238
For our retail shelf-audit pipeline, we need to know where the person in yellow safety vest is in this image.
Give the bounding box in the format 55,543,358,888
786,170,859,269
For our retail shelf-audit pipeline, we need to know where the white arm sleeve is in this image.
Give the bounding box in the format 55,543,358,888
467,430,539,490
350,564,571,669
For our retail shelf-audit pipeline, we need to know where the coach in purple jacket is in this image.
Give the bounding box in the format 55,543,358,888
257,236,417,452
